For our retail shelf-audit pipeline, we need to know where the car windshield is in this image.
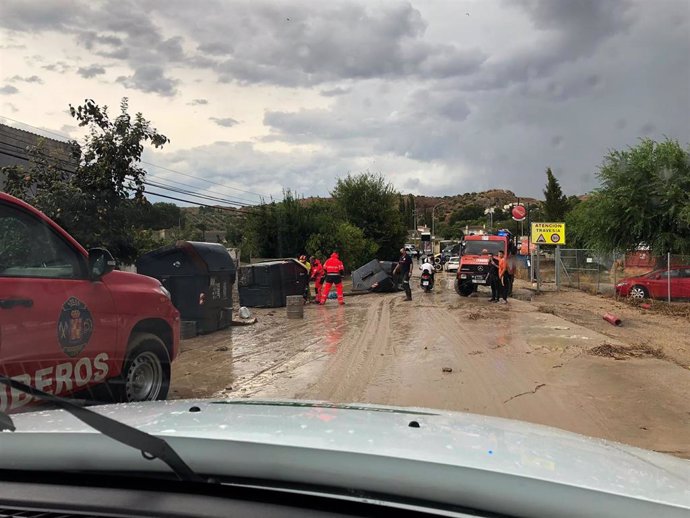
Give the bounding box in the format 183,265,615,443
1,0,690,511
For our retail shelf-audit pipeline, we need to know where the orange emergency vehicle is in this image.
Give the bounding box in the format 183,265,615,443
455,231,514,297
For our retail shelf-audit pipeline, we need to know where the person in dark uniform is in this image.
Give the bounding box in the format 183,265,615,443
394,248,413,301
486,251,500,302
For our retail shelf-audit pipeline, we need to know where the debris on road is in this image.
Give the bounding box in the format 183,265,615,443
215,345,229,352
239,306,252,319
603,313,622,326
442,367,453,373
640,303,652,310
231,318,257,326
589,342,666,361
503,383,546,404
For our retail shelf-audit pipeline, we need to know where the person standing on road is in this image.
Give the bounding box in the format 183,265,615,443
299,255,312,303
497,250,509,303
310,255,324,302
320,252,345,305
486,250,500,302
394,248,413,301
507,246,517,297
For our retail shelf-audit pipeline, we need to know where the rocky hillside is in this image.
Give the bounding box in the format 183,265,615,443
412,190,540,222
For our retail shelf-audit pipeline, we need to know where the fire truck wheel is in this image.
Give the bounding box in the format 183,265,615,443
455,278,474,297
120,333,171,402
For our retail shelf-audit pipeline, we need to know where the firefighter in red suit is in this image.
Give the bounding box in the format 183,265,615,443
310,256,324,301
320,252,345,305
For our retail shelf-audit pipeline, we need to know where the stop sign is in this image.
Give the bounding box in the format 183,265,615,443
512,205,527,221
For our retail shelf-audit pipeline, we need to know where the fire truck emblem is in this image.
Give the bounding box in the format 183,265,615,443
57,297,94,357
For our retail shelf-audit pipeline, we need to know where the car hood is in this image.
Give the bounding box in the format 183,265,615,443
3,399,689,517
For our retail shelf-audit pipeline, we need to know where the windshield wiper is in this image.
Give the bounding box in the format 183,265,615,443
0,410,15,432
0,376,206,484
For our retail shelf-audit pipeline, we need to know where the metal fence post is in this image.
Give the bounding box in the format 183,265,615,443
555,245,561,291
536,244,541,293
666,252,671,304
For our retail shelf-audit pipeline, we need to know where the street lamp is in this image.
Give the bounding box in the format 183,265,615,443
432,202,445,240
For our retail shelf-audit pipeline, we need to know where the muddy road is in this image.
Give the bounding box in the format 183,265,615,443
171,271,690,458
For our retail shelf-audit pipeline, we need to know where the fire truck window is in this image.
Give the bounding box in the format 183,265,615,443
0,205,82,279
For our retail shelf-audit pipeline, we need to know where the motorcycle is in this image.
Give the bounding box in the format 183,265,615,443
420,271,435,292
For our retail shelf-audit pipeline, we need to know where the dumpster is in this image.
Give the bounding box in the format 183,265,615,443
238,259,308,308
136,241,236,334
352,260,400,292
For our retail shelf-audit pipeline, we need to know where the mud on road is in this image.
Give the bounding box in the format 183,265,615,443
171,271,690,459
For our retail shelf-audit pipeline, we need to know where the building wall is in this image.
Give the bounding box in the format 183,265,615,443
0,123,77,190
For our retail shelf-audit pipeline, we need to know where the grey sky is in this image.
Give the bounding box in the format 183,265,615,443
0,0,688,204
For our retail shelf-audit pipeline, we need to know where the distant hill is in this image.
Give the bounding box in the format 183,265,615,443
410,190,540,223
178,190,542,226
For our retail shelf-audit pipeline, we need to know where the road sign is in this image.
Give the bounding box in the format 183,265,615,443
531,222,566,245
511,205,527,221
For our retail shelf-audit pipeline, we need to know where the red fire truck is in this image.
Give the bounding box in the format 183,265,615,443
455,231,514,297
0,193,180,412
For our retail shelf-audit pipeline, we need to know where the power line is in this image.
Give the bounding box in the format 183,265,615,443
140,160,268,200
133,188,261,217
145,173,259,205
0,140,262,213
143,179,252,208
1,114,272,200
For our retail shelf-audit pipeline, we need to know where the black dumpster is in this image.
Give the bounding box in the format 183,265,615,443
238,259,308,308
135,241,236,334
352,260,400,292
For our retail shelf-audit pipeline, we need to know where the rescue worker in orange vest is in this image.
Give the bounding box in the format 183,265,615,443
310,255,324,301
320,252,345,305
497,250,509,304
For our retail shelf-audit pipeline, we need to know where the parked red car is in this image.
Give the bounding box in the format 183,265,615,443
615,266,690,299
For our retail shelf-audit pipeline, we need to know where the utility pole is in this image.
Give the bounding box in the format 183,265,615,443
432,202,445,240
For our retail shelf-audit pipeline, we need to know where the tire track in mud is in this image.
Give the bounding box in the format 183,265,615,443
295,295,396,402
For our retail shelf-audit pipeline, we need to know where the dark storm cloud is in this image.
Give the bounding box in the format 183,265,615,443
463,0,635,91
8,75,43,84
187,98,209,106
0,85,19,95
116,65,178,96
0,0,82,31
210,117,239,127
1,0,182,96
2,0,689,198
320,87,350,97
159,1,486,86
76,31,123,50
77,65,106,78
41,61,71,73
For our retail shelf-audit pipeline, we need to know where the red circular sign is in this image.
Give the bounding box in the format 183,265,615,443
511,205,527,221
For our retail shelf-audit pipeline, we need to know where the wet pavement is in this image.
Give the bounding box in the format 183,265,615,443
171,270,690,458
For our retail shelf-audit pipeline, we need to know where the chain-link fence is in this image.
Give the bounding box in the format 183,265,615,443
529,248,690,300
611,253,690,302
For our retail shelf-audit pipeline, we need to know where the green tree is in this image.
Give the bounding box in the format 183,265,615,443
449,204,484,224
3,98,170,263
331,172,406,259
566,138,690,254
306,222,378,271
542,168,569,221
